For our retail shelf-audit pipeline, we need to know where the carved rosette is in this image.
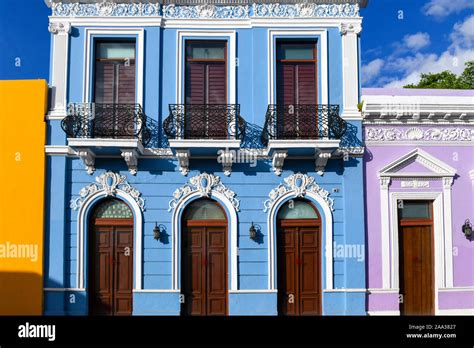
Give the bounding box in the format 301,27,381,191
168,173,240,212
70,171,145,211
263,173,334,212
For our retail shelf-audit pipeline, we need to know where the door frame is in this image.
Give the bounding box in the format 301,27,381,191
88,211,134,316
397,201,435,315
276,205,322,315
390,192,446,315
181,201,229,315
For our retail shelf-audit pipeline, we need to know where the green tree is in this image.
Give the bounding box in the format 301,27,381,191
404,60,474,89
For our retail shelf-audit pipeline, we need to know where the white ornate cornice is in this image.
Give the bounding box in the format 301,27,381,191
168,173,239,212
366,127,474,143
71,171,145,211
163,4,249,19
263,173,334,212
51,2,161,17
50,1,359,18
48,21,71,34
379,177,391,189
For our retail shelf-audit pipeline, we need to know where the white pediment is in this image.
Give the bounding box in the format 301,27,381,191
378,148,456,178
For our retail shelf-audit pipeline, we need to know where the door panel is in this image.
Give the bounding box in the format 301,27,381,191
90,223,133,316
277,223,321,316
399,225,434,315
181,224,227,316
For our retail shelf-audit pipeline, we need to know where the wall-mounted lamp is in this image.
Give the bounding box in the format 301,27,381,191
153,222,162,241
249,222,257,241
462,219,472,238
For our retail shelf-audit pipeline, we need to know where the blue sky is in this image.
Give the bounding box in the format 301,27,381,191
1,0,473,87
361,0,474,87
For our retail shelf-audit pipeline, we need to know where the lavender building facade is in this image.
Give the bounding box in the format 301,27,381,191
362,88,474,315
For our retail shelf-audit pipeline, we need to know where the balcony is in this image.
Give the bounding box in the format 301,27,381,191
261,104,347,175
61,103,155,175
163,104,246,175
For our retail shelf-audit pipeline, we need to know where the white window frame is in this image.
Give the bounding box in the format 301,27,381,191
83,28,144,105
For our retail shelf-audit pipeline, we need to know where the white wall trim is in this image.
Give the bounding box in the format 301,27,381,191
390,192,451,315
132,289,181,293
438,287,474,292
83,28,144,105
76,189,144,290
267,190,334,290
367,288,400,294
438,308,474,315
268,29,328,105
228,289,278,294
171,190,239,291
176,30,236,104
367,310,400,316
323,288,367,293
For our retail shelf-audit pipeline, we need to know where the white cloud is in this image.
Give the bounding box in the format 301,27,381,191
361,58,384,85
362,15,474,87
450,14,474,47
403,32,431,51
423,0,474,18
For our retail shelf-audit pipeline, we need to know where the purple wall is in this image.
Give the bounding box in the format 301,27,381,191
364,125,474,313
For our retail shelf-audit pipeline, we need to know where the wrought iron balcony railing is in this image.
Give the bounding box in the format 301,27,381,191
163,104,246,140
261,104,347,146
61,103,154,146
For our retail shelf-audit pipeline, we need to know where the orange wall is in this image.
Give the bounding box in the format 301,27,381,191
0,80,47,315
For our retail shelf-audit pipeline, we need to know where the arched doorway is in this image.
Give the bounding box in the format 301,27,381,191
181,198,228,316
277,199,321,315
88,198,134,316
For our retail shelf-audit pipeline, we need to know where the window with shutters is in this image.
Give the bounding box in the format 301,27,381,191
275,40,318,139
94,40,136,104
185,40,227,104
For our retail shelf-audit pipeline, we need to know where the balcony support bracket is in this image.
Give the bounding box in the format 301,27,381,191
121,149,139,175
218,149,234,176
272,150,288,176
315,150,332,176
176,150,190,176
78,149,96,175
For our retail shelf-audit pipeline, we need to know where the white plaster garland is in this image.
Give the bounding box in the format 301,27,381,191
168,172,239,212
263,173,334,212
163,4,249,19
51,1,161,17
51,1,359,18
71,171,145,211
366,127,474,142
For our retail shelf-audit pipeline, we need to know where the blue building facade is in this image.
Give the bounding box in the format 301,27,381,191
44,0,367,316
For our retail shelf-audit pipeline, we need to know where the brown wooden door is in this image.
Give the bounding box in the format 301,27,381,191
90,219,134,316
182,221,228,316
398,201,434,315
277,220,321,316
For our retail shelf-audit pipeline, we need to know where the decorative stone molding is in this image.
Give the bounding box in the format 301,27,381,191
163,4,249,19
379,177,391,189
218,150,234,176
168,172,239,212
263,173,334,212
252,3,359,18
443,177,454,189
77,149,95,175
366,127,474,142
50,1,359,18
400,180,430,189
51,2,161,17
121,149,139,175
272,150,287,176
71,171,145,211
48,21,71,34
315,151,332,176
175,150,190,176
340,22,362,35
